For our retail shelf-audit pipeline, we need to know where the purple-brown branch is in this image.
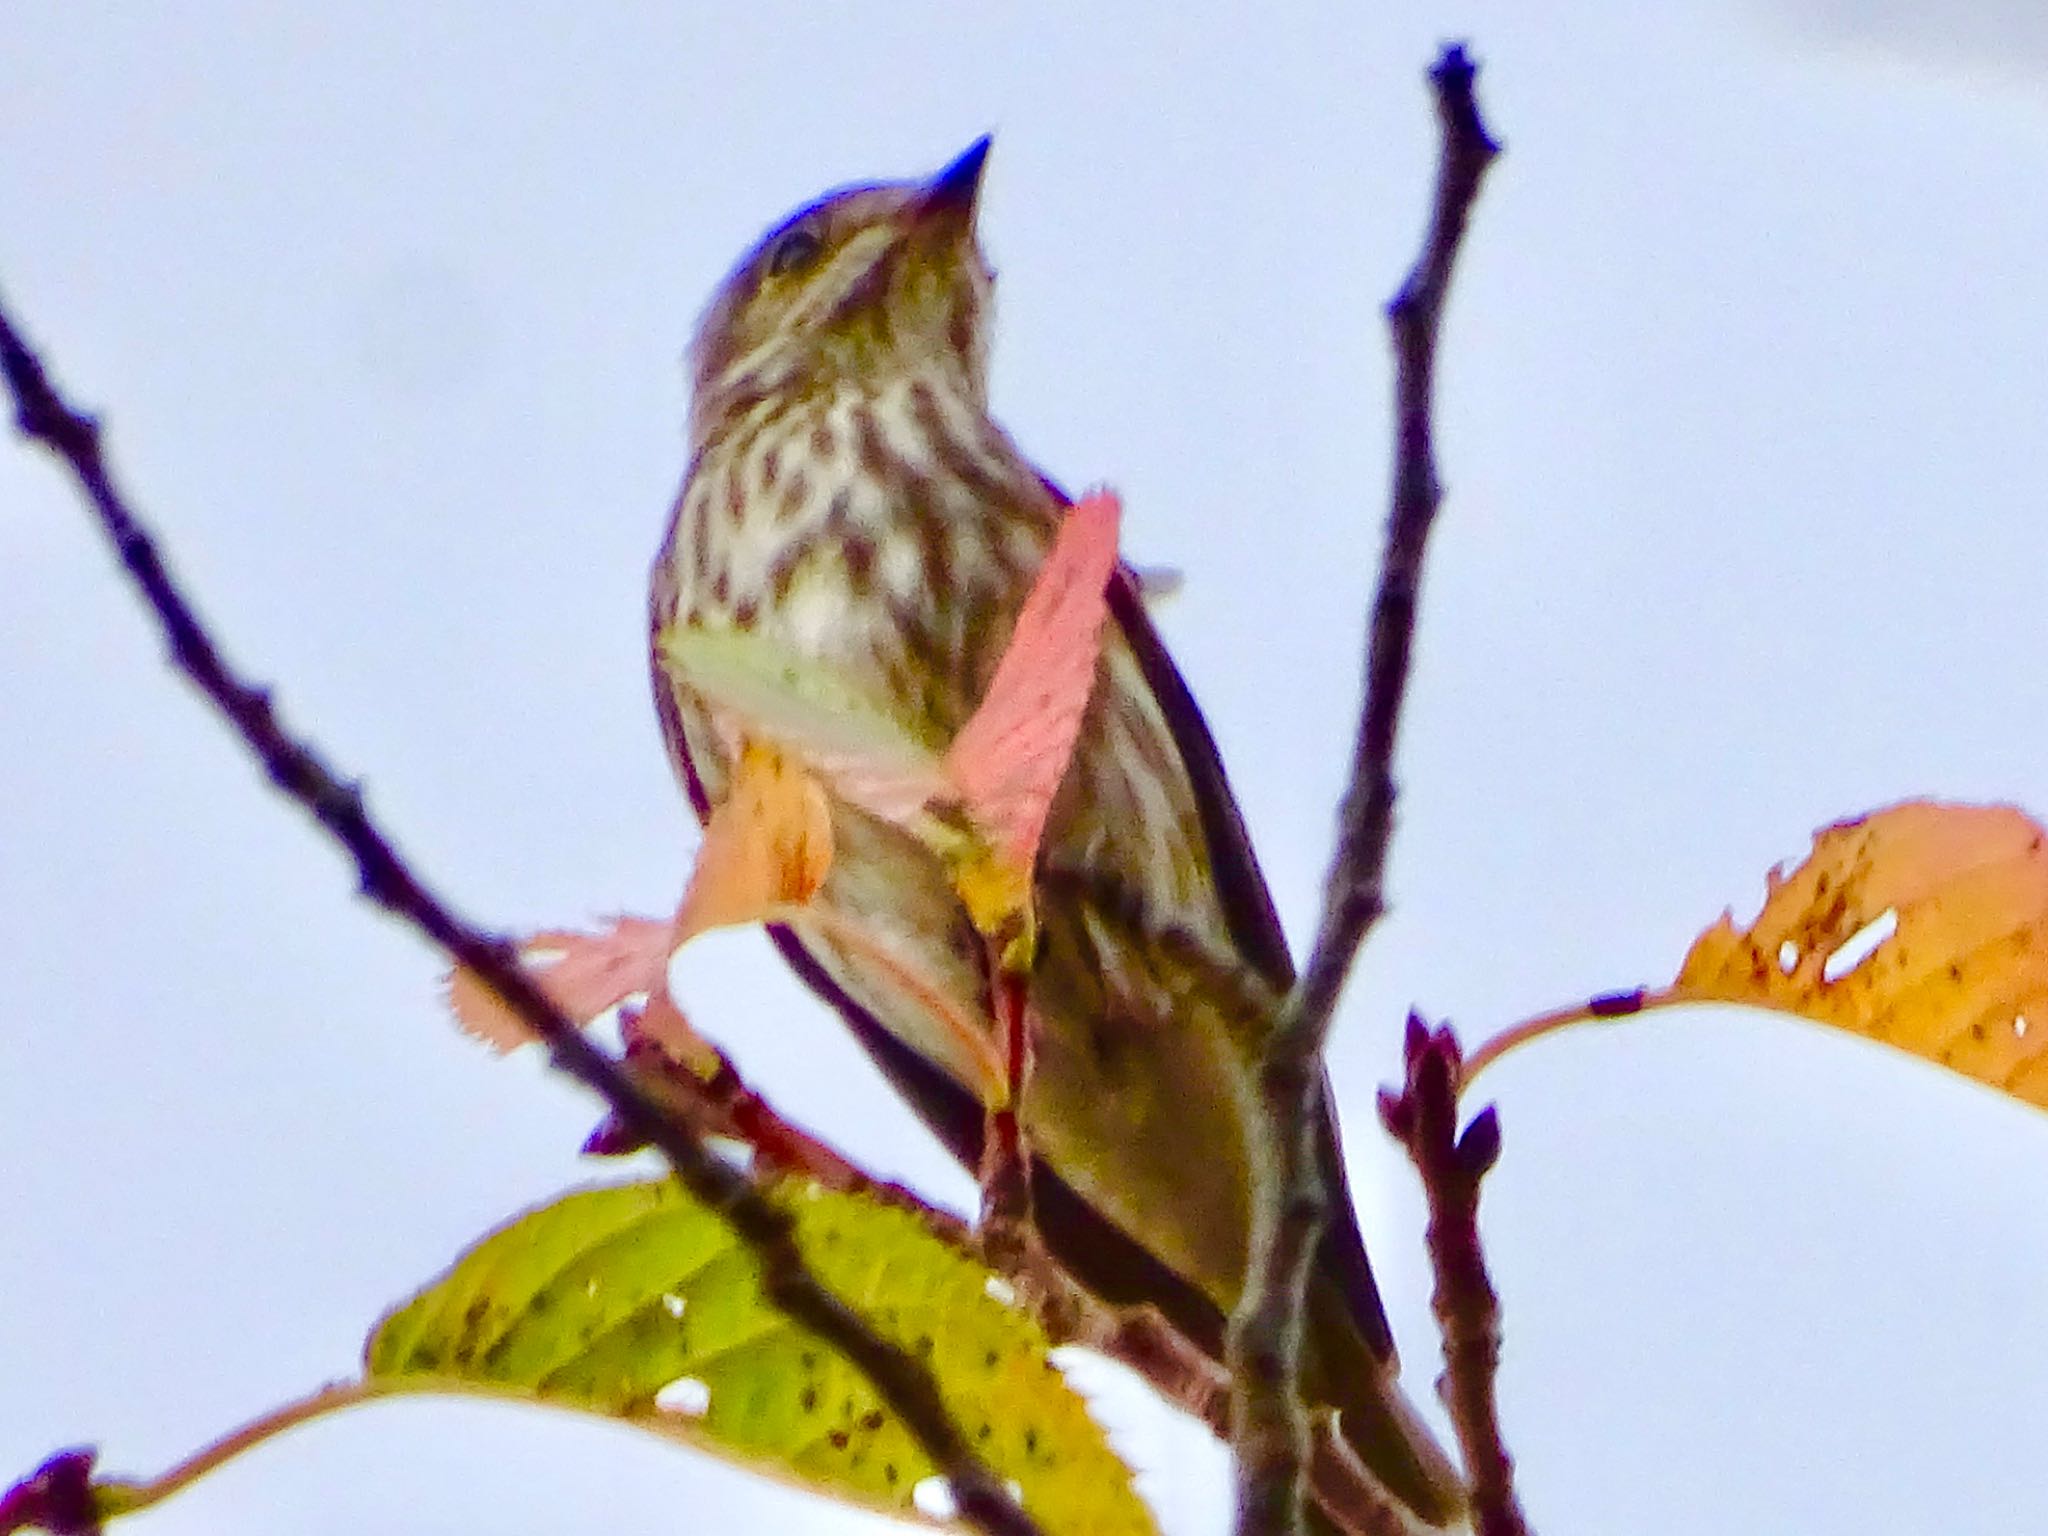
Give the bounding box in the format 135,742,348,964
1227,43,1501,1536
585,1007,974,1244
0,301,1042,1536
1380,1019,1528,1536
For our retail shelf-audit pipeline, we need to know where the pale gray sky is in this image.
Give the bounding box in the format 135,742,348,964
1758,0,2048,76
5,6,2047,1536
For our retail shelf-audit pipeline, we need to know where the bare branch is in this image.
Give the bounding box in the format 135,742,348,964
0,298,1042,1536
1379,1020,1529,1536
1228,43,1501,1536
586,1007,975,1243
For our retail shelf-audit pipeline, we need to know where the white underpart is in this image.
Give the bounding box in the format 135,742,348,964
878,533,924,596
782,565,858,654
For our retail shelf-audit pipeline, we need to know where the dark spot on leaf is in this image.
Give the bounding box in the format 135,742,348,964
800,1387,818,1412
861,1409,885,1431
829,1430,851,1450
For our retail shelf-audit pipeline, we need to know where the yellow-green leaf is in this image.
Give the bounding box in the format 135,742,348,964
367,1178,1157,1535
662,627,940,773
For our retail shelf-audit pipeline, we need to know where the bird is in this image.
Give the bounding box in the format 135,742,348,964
648,137,1466,1530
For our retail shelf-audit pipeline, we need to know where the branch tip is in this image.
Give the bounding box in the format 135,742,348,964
0,1449,100,1536
1229,46,1501,1536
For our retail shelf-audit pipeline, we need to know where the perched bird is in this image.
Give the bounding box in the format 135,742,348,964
649,139,1465,1528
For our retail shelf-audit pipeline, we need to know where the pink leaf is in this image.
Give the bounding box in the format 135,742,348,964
945,489,1121,868
447,916,675,1051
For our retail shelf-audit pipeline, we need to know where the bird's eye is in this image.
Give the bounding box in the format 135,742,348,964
767,227,824,278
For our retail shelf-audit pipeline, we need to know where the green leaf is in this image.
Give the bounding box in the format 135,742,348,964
367,1178,1158,1535
661,625,941,772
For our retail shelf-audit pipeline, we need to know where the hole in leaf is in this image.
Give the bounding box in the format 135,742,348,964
655,1377,711,1417
1822,908,1898,983
1778,940,1800,975
983,1275,1018,1307
2017,1015,2031,1040
661,1292,687,1319
913,1478,957,1521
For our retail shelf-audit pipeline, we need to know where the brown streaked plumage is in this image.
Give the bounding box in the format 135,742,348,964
649,139,1466,1528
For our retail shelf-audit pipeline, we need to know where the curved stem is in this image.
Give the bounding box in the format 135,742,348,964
1462,986,1670,1082
95,1381,386,1520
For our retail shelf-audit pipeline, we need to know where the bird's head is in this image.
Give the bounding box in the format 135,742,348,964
687,137,996,445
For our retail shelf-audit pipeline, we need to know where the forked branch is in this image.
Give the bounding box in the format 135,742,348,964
1227,43,1502,1536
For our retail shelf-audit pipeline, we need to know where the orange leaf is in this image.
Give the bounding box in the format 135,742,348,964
945,489,1120,869
673,740,834,944
447,916,675,1052
1673,799,2048,1105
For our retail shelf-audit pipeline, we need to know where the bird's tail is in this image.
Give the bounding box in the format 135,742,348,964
1303,1271,1471,1533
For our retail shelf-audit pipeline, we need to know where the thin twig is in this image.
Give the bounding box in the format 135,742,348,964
1227,43,1500,1536
0,299,1042,1536
1379,1019,1528,1536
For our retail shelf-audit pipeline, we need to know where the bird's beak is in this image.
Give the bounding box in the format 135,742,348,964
915,135,991,234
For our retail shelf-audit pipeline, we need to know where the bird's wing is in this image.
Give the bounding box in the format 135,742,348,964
1099,556,1396,1364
